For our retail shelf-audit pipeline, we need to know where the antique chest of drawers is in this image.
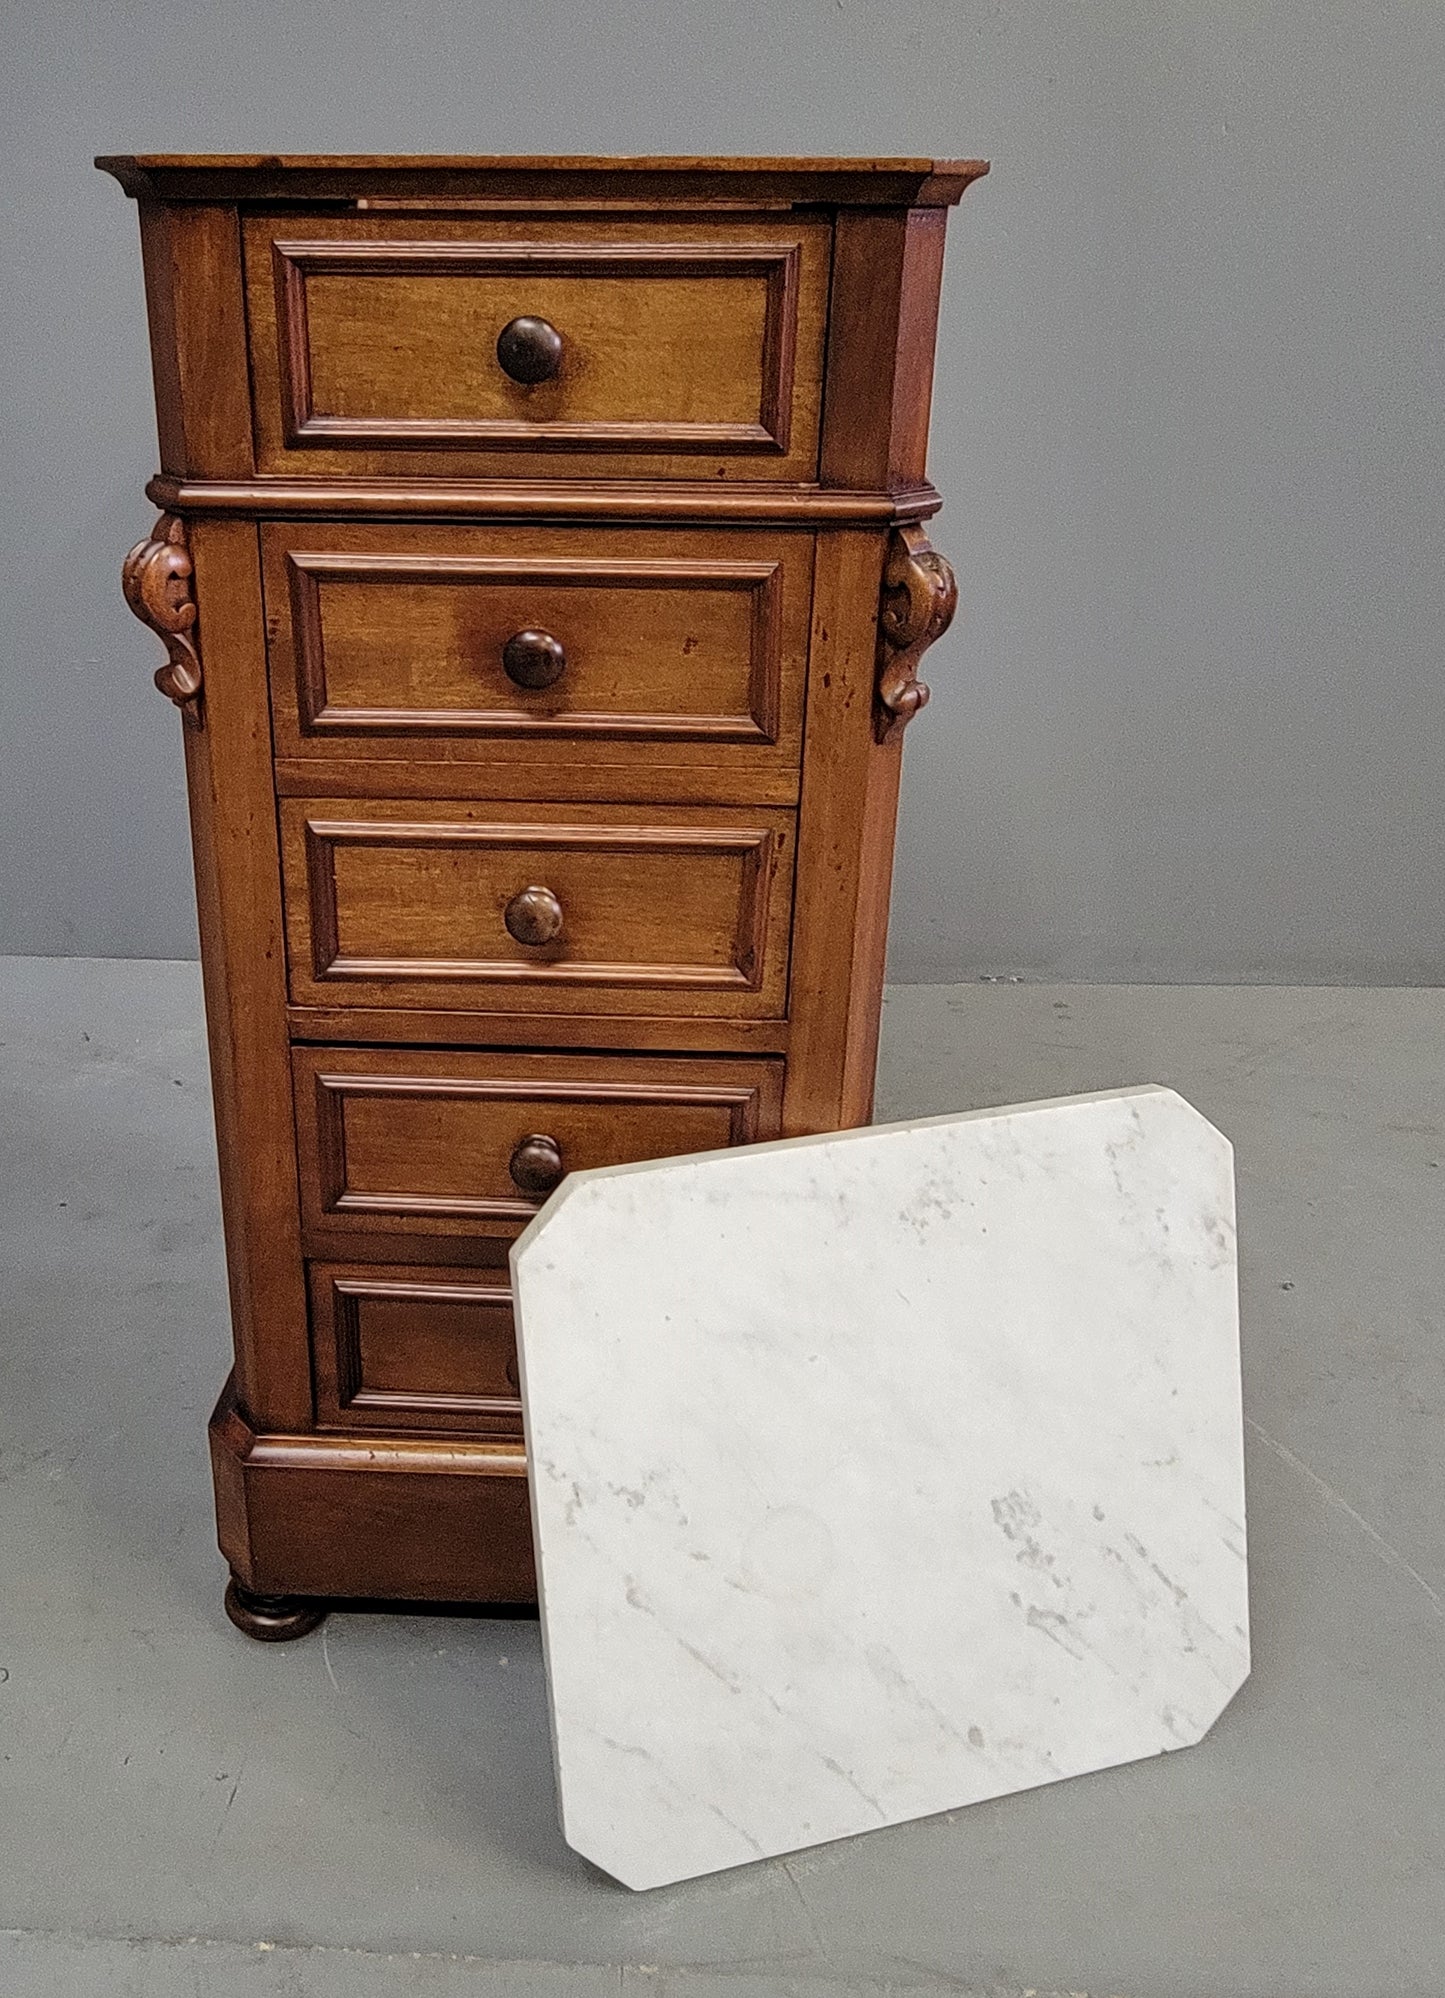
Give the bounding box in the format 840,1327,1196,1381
99,154,987,1638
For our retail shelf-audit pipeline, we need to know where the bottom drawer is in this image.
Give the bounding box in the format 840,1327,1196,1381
310,1261,523,1435
300,1047,786,1436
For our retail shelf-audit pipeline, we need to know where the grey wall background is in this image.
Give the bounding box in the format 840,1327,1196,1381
2,0,1441,982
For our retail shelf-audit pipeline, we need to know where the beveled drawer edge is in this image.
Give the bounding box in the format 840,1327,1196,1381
270,236,804,461
296,1052,782,1230
146,472,943,524
327,1268,514,1302
287,804,792,1009
247,1429,529,1477
271,762,804,810
278,544,791,748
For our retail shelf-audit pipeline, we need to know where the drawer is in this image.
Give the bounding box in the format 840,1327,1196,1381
242,213,830,482
280,799,795,1018
309,1261,522,1436
293,1047,784,1241
263,521,812,789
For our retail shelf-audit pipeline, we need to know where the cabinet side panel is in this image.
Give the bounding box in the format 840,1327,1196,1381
887,208,948,487
136,205,187,472
185,519,312,1427
819,206,949,490
800,204,955,1127
137,202,254,477
838,729,905,1120
208,1385,257,1579
783,527,898,1134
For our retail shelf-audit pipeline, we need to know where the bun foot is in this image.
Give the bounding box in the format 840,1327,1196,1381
224,1576,326,1642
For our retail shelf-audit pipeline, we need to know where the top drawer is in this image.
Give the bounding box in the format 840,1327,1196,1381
242,214,831,483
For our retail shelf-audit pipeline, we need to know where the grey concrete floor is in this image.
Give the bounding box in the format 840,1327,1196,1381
1,958,1441,1998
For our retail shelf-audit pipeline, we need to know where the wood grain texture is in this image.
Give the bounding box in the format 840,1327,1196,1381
101,155,989,210
179,520,311,1429
261,521,813,786
280,798,796,1018
134,203,253,478
271,757,801,808
883,209,951,488
271,239,800,450
210,1380,537,1601
243,213,830,483
148,473,944,525
309,1263,523,1435
292,1045,783,1242
285,1005,791,1054
782,528,901,1134
820,207,949,490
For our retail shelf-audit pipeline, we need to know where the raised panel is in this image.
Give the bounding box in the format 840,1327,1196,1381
261,521,813,784
278,242,797,448
279,799,795,1018
243,214,830,481
310,1262,523,1435
293,1046,784,1240
285,554,778,740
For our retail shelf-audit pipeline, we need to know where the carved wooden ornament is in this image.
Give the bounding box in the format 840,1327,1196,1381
876,523,957,740
122,512,202,706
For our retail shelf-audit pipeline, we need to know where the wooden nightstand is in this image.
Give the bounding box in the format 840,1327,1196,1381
99,154,987,1638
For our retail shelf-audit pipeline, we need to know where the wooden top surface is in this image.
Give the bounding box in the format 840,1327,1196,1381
96,154,989,208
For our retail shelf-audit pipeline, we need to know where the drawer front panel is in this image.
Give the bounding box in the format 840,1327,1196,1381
263,522,812,780
309,1262,522,1435
243,214,829,481
280,800,795,1017
294,1047,784,1240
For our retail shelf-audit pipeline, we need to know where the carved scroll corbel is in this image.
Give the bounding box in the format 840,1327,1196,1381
876,523,957,741
122,513,201,707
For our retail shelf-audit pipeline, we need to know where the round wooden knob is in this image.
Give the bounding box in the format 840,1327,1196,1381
496,316,563,384
509,1133,565,1197
502,629,567,690
504,884,563,946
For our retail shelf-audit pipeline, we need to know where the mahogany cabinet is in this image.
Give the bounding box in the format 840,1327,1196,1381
99,154,987,1638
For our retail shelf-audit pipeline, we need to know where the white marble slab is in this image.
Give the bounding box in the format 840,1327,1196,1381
510,1085,1249,1891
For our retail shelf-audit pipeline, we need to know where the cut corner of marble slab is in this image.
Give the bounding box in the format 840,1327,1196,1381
510,1081,1232,1274
511,1082,1248,1892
